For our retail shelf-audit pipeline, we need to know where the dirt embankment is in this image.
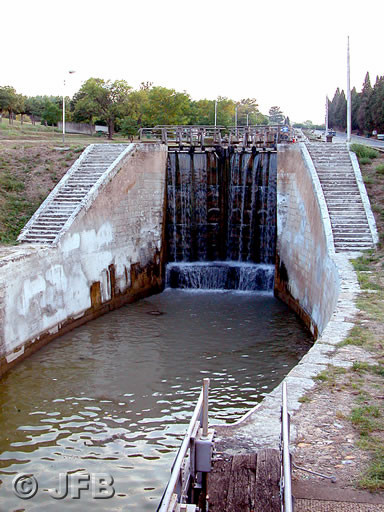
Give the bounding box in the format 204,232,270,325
293,149,384,494
0,141,84,244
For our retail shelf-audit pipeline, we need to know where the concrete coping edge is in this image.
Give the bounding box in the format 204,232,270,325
300,142,336,256
348,146,379,245
54,143,136,245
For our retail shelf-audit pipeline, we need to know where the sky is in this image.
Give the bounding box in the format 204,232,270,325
2,0,384,124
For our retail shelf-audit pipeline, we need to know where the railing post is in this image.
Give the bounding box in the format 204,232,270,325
281,382,293,512
202,378,210,438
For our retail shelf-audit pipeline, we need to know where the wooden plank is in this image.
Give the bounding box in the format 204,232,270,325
207,450,281,511
226,453,257,512
254,449,281,512
206,456,232,511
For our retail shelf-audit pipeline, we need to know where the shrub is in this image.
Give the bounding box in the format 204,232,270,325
350,143,379,160
376,164,384,175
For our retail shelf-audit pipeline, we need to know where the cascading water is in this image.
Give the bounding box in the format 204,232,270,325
165,149,277,291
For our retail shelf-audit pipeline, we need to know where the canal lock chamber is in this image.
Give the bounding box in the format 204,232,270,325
0,143,316,511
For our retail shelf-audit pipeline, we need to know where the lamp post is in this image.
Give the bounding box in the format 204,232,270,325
235,104,238,135
346,36,351,143
214,99,217,127
62,70,76,145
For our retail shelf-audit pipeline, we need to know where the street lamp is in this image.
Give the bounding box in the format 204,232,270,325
214,99,217,127
62,70,76,144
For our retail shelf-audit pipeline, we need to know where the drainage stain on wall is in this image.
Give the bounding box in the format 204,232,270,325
0,144,168,377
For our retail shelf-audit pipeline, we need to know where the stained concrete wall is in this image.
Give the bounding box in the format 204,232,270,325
275,143,340,337
0,143,167,375
57,122,108,135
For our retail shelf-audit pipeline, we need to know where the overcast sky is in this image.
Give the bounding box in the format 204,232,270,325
2,0,383,124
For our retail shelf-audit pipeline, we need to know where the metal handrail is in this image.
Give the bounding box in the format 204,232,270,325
158,378,210,512
138,124,295,148
281,382,293,512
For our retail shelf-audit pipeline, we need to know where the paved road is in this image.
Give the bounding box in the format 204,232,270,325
314,130,384,149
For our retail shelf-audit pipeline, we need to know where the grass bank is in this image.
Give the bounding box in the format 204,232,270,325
0,123,133,245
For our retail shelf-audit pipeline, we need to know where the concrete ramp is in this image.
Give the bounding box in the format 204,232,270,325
306,142,377,252
18,144,131,245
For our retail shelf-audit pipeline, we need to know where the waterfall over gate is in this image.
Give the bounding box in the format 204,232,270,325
165,149,277,290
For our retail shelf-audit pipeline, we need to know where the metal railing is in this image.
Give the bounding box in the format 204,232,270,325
157,378,213,512
280,382,293,512
139,125,294,148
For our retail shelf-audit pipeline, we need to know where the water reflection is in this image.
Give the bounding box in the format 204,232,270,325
0,290,311,510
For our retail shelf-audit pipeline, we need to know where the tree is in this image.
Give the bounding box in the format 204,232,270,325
334,90,347,130
140,86,192,126
357,72,372,134
42,100,61,126
215,96,236,126
120,117,138,140
351,87,360,131
72,78,132,139
189,99,215,125
0,86,17,123
237,98,261,126
268,106,284,124
369,75,384,133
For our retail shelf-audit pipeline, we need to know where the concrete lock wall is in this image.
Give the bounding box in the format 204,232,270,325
0,143,167,376
57,122,109,135
275,143,341,338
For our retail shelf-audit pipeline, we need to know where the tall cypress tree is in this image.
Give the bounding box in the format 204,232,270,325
357,72,372,134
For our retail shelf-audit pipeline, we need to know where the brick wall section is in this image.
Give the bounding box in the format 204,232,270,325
0,143,167,375
275,144,340,337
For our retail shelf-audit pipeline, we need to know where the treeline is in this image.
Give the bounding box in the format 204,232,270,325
0,79,285,139
329,72,384,134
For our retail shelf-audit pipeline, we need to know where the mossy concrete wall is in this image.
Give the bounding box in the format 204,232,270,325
0,143,167,376
274,143,340,337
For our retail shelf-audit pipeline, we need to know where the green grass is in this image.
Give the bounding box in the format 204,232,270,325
0,195,43,244
356,291,384,322
350,405,381,434
0,173,25,192
350,143,379,160
339,325,373,347
359,454,384,491
356,271,383,291
376,163,384,175
362,157,374,166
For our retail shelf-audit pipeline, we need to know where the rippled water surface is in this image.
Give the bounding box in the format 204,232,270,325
0,290,311,511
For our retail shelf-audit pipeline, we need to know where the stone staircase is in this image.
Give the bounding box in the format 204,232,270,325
18,144,129,245
306,143,374,253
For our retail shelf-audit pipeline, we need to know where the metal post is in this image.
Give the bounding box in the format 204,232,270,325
325,95,329,134
282,382,293,512
347,36,351,143
62,70,75,145
202,378,209,437
214,100,217,127
62,83,66,144
235,105,238,135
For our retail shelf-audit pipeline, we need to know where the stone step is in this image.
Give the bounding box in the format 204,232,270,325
334,234,372,240
18,143,129,244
